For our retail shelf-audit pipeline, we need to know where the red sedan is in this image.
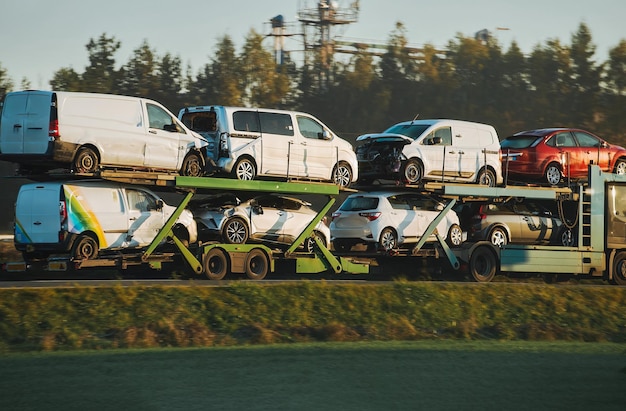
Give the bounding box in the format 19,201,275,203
500,128,626,185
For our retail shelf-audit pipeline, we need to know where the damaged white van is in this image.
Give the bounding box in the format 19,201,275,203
356,119,503,186
14,181,197,262
178,106,358,188
0,90,208,176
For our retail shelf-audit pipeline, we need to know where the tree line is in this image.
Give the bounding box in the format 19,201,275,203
1,22,625,144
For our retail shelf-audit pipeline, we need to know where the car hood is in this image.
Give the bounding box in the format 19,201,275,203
356,133,413,144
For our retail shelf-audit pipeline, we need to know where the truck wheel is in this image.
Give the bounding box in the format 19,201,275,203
203,248,229,280
446,224,463,247
611,251,626,285
544,163,562,186
232,157,256,181
223,218,249,244
73,147,99,174
469,245,497,282
181,152,204,177
477,167,496,187
333,161,353,188
402,159,422,184
245,249,268,280
72,234,99,260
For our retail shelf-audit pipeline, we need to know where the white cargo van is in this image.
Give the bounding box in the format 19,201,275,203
356,119,503,186
0,90,208,176
14,181,197,261
178,106,358,188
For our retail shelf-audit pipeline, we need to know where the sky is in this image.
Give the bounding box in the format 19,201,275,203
1,0,625,89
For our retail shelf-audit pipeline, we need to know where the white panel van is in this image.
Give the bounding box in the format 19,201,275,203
356,119,503,186
14,181,197,262
0,91,208,176
178,106,358,188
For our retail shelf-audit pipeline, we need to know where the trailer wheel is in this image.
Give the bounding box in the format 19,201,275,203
245,249,268,280
223,218,249,244
468,245,497,282
203,248,229,280
72,234,99,260
611,251,626,285
73,147,99,173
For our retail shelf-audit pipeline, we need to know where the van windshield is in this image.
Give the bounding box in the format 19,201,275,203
383,124,431,140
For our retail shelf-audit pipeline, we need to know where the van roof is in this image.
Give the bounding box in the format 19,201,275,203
179,105,314,117
392,119,494,129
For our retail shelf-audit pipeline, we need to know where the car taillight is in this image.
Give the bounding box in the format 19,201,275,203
331,212,341,221
60,200,67,224
359,212,381,221
478,205,487,220
49,119,60,139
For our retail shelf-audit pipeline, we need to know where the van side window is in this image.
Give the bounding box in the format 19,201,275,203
259,112,294,136
297,116,326,139
423,127,452,146
147,104,178,131
233,111,260,132
127,190,157,212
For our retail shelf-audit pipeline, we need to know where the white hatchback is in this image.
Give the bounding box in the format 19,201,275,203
330,191,463,252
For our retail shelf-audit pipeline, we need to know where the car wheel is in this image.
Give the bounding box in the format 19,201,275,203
333,240,352,252
559,228,575,246
333,161,353,188
203,248,229,280
446,224,463,247
180,152,204,177
73,147,99,173
304,231,327,253
614,159,626,175
72,234,99,260
245,249,269,280
544,163,562,186
488,226,508,247
232,157,256,181
223,218,249,244
402,159,422,184
379,228,397,251
477,167,496,187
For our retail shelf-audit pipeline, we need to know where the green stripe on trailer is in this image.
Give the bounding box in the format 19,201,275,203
175,177,340,195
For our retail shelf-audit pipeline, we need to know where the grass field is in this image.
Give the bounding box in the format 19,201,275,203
1,340,625,411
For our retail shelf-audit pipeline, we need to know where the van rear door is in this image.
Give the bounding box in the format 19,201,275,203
0,91,52,155
15,184,62,244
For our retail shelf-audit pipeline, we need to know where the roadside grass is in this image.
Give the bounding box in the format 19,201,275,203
1,340,625,411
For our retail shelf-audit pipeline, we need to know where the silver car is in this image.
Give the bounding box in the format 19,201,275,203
192,194,330,252
330,191,464,252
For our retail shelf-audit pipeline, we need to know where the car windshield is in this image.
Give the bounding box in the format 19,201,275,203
383,124,431,140
340,196,379,211
501,135,541,149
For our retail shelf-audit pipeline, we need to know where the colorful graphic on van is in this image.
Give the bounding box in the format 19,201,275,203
13,219,32,244
64,186,108,247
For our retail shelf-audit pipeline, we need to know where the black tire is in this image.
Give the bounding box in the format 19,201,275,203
72,234,99,260
477,167,496,187
73,147,99,173
469,246,497,282
245,249,269,280
402,159,422,184
223,218,249,244
203,248,229,280
614,159,626,175
611,251,626,285
544,162,562,186
333,161,353,188
488,226,508,247
559,228,575,246
333,240,352,252
379,227,397,251
304,231,327,253
180,152,204,177
232,157,256,181
446,224,463,247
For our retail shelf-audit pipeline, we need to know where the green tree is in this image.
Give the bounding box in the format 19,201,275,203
0,63,14,98
117,40,159,98
569,23,601,128
155,53,185,111
208,35,242,106
49,67,82,91
604,40,626,143
82,33,121,93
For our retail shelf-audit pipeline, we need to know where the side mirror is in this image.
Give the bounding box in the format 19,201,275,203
153,199,164,211
253,205,263,215
164,124,179,132
319,130,331,140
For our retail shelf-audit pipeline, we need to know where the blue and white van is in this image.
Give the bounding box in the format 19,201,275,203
14,180,197,261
